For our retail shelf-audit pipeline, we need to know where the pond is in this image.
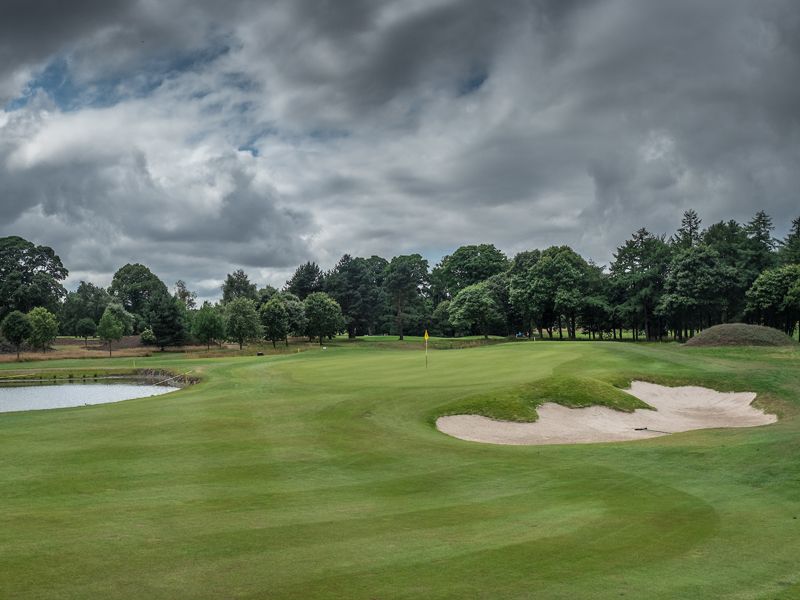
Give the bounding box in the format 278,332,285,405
0,382,179,413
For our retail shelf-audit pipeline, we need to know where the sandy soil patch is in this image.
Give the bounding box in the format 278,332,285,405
436,381,776,445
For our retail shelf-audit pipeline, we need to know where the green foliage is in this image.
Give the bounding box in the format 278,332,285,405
325,254,386,337
60,281,110,335
286,262,324,300
108,263,169,327
303,292,345,345
780,216,800,265
221,269,258,304
0,310,31,359
685,323,795,347
148,291,187,350
140,327,157,346
275,292,308,337
260,297,289,347
433,244,509,297
26,307,59,352
449,281,503,339
384,254,428,340
104,302,135,336
97,307,125,355
192,302,226,349
224,297,262,349
75,317,97,345
745,264,800,335
173,280,197,310
0,236,68,321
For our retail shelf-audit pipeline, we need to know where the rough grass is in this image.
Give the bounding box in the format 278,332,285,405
1,342,799,599
434,375,650,422
685,323,796,347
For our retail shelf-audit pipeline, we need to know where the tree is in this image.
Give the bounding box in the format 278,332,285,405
431,300,454,337
108,263,168,328
433,244,509,298
104,302,135,336
609,229,672,340
304,292,344,345
222,269,258,304
286,262,324,300
225,298,262,349
260,297,289,347
97,308,124,357
384,254,428,340
192,302,226,350
275,292,308,338
148,291,187,350
703,220,754,321
325,254,386,337
745,264,800,335
672,209,702,249
1,311,31,360
27,307,59,353
449,282,503,339
780,217,800,265
60,281,110,335
75,317,97,348
0,236,68,321
174,280,197,310
744,210,778,274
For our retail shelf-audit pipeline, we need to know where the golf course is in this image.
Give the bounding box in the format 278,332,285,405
1,338,798,599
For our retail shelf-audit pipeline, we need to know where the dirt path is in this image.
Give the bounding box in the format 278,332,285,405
436,381,776,445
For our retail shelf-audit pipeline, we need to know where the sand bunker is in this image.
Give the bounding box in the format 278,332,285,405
436,381,776,445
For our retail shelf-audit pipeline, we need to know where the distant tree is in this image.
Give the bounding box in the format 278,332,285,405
192,302,226,349
26,307,59,353
780,217,800,265
672,209,702,249
104,302,135,336
430,299,453,337
433,244,509,298
174,280,197,310
745,210,778,274
610,229,672,341
60,281,110,335
0,310,31,360
97,308,124,357
384,254,428,340
449,282,503,339
257,285,278,306
260,297,290,347
303,292,344,345
225,298,262,349
657,245,732,339
75,317,97,348
0,236,68,321
108,263,168,329
148,291,187,350
275,292,307,338
745,264,800,335
222,269,259,304
140,327,157,346
325,254,385,337
286,262,324,300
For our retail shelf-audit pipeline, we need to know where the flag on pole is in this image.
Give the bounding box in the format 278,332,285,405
424,329,429,368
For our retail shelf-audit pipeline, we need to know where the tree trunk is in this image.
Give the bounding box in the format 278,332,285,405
272,340,276,348
285,337,289,347
239,341,243,350
108,341,112,357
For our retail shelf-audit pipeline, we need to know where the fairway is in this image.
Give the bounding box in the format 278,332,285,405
2,341,799,599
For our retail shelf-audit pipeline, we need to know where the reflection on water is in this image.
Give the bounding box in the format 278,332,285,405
0,382,179,413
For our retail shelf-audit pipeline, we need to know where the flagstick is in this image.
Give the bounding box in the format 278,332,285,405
425,337,428,369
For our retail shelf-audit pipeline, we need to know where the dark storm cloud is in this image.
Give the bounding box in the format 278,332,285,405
1,0,799,298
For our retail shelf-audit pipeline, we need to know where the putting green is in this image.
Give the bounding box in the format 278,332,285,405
1,341,799,599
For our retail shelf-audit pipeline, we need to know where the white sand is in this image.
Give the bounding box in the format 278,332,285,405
436,381,776,445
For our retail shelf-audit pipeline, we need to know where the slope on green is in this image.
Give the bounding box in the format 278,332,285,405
435,375,650,423
0,341,799,600
685,323,796,347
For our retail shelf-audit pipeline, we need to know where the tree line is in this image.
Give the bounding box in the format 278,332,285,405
1,209,799,356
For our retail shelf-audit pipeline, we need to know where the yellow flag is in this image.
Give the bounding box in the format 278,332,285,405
424,330,429,341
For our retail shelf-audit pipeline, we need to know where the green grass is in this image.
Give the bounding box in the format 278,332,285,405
685,323,797,347
1,342,800,599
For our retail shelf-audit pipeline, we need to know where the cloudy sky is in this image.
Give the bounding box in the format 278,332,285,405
1,0,799,300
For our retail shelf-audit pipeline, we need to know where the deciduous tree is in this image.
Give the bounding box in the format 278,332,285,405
304,292,344,345
0,310,31,360
225,298,262,350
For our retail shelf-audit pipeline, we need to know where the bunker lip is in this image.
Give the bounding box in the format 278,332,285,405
436,381,777,445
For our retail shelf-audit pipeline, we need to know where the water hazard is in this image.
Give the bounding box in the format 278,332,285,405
0,382,179,413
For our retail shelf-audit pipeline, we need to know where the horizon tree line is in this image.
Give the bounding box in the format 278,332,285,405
1,209,799,355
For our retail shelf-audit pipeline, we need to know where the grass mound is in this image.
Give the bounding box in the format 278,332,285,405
685,323,795,347
436,375,650,423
